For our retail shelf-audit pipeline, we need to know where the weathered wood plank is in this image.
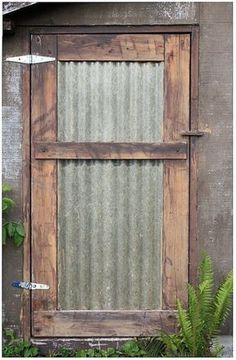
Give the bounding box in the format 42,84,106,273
163,34,190,309
33,310,177,337
34,142,187,160
30,25,195,35
21,40,31,340
31,35,57,313
58,34,164,61
189,27,200,286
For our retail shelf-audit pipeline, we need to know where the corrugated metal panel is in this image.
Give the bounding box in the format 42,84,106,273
58,160,163,310
58,61,163,142
57,61,164,310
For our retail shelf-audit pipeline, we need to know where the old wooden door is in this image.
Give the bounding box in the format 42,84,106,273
31,31,190,337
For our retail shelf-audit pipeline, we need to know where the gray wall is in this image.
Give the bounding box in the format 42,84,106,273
198,3,233,334
2,28,26,337
2,2,233,336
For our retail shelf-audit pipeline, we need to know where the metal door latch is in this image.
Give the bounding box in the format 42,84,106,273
12,281,49,290
181,130,205,137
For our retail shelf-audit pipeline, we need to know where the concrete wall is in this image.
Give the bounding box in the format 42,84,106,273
2,28,27,337
2,2,233,336
198,2,233,334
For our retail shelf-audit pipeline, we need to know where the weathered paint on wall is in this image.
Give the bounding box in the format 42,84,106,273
2,2,233,337
10,2,199,25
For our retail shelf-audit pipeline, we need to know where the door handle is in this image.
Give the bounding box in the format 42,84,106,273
181,130,205,137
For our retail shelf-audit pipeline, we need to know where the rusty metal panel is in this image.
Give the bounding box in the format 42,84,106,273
58,61,163,142
58,160,163,310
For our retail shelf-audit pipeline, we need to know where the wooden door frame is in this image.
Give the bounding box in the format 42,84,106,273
21,25,199,341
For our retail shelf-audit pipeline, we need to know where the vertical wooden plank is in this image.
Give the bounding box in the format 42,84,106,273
163,34,190,309
189,27,199,286
21,29,31,340
31,35,57,316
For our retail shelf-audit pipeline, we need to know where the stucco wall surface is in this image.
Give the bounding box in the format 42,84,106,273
2,2,233,336
2,29,26,336
198,2,233,334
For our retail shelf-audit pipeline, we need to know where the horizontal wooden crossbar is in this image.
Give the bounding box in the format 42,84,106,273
58,34,164,61
33,310,177,337
34,142,187,160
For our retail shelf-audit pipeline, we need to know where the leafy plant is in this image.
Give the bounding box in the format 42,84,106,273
2,183,25,246
120,341,146,357
3,329,39,357
138,336,166,357
141,254,233,357
49,342,146,357
48,347,75,357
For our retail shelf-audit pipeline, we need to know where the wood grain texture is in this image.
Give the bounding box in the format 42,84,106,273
34,142,187,160
30,25,195,35
31,35,57,313
163,34,190,309
21,52,31,341
189,27,199,286
58,34,164,61
33,310,177,337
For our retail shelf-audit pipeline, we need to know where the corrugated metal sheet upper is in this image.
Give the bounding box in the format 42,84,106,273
57,61,164,310
58,62,164,142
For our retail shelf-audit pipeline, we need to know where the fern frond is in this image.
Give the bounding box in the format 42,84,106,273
148,255,233,358
197,255,214,327
210,338,224,357
176,299,193,352
199,254,214,284
139,336,166,357
187,283,203,356
210,272,233,336
160,333,181,357
198,280,214,326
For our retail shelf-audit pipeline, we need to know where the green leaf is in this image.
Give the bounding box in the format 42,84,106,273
75,349,87,357
13,232,24,247
2,183,12,193
7,222,15,237
121,340,141,356
2,225,7,245
15,223,25,237
104,348,117,357
24,346,39,357
4,328,16,342
2,197,15,212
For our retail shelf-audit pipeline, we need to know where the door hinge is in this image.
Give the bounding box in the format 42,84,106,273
11,281,49,290
5,55,56,64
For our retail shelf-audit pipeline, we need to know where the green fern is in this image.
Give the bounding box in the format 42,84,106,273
138,336,166,357
210,271,233,336
187,283,202,356
198,255,214,331
176,299,193,351
143,254,233,357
